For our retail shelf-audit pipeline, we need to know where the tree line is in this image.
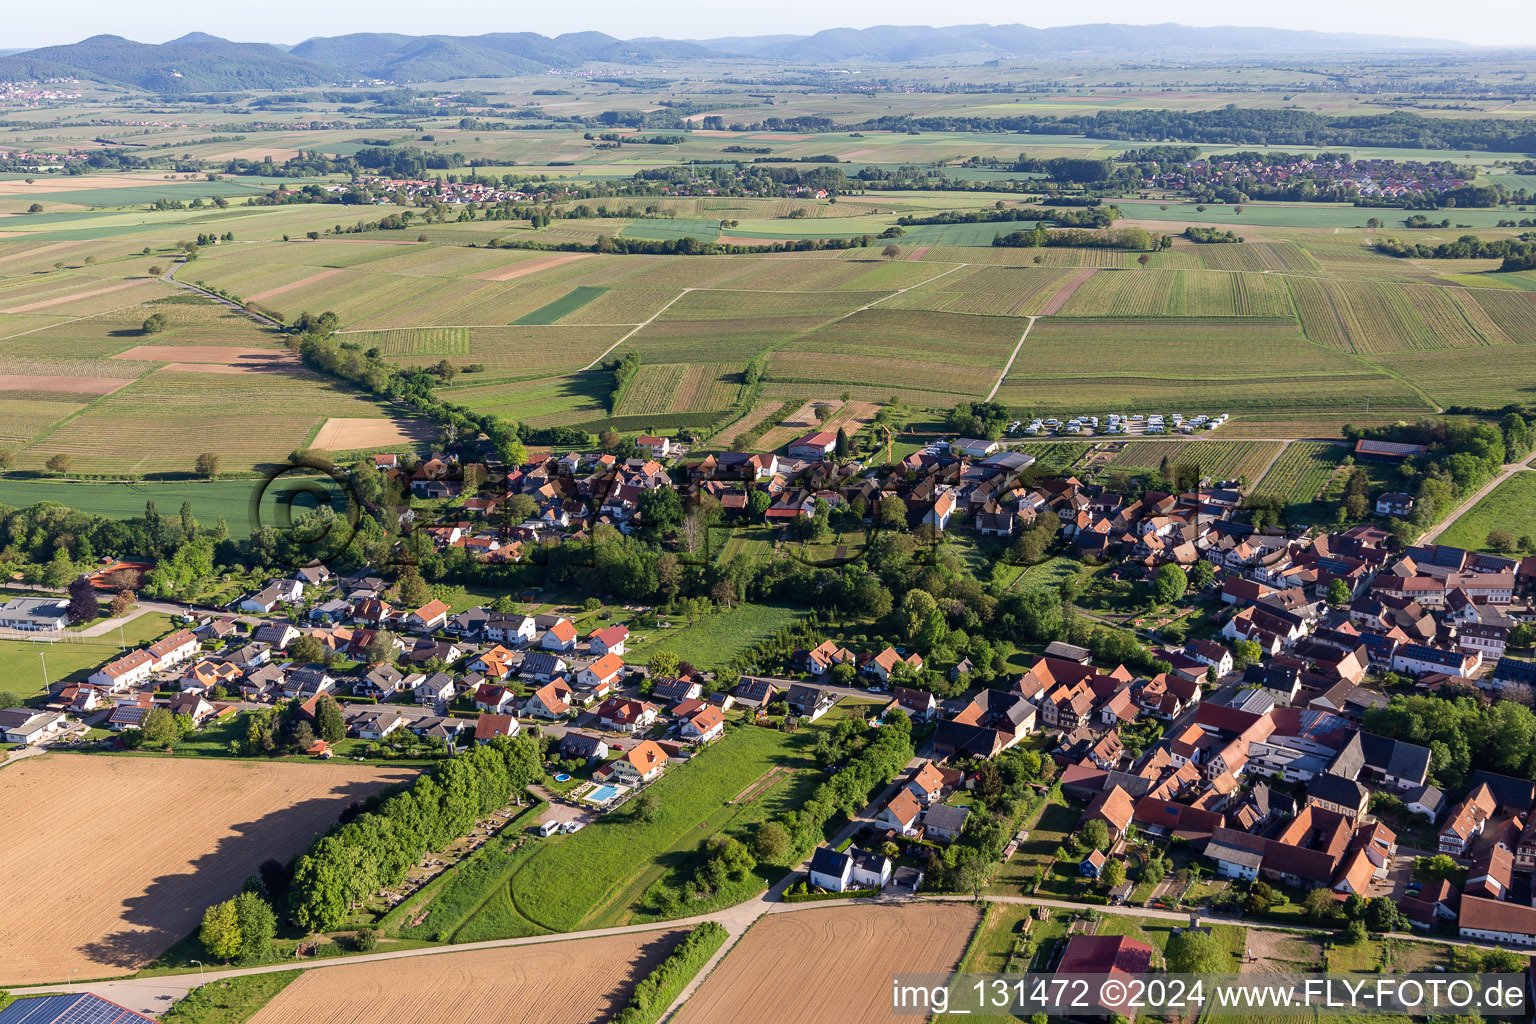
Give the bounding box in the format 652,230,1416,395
287,735,543,933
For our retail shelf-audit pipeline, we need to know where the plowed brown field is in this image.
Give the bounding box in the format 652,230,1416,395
248,930,683,1024
674,903,979,1024
0,754,415,985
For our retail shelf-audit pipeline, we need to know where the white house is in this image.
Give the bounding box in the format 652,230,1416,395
484,615,536,646
875,789,922,837
407,600,451,632
922,804,971,843
0,708,69,745
354,710,407,740
473,683,517,713
923,490,957,532
680,706,725,744
868,648,924,685
240,579,303,613
635,435,672,458
954,437,999,457
849,848,893,889
808,846,854,892
414,672,456,706
88,649,155,692
588,625,629,656
148,629,200,670
542,619,578,651
1459,895,1536,947
1204,828,1266,881
1393,644,1481,677
577,653,626,690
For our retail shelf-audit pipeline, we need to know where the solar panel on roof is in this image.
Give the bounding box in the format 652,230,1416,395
0,994,156,1024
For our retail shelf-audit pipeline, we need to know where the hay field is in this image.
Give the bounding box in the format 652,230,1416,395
0,754,415,986
674,903,979,1024
248,930,683,1024
312,416,437,451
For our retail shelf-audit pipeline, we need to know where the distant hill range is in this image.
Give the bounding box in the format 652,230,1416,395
0,24,1473,93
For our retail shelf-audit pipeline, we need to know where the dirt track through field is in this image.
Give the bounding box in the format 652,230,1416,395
673,903,979,1024
245,268,345,303
474,253,591,282
248,930,683,1024
1037,268,1097,315
0,754,416,986
0,280,143,314
731,766,792,804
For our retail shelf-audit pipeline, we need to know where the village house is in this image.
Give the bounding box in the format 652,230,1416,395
469,645,520,679
542,618,579,651
923,803,971,843
868,647,924,685
588,625,629,656
0,708,69,745
473,682,516,714
522,679,573,720
88,649,155,692
786,683,836,722
609,740,668,785
475,713,519,744
680,705,726,744
875,788,923,836
905,761,962,806
577,653,626,691
596,696,658,735
240,579,303,613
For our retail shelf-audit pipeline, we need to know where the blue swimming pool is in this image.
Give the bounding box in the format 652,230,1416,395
553,773,571,782
586,784,622,804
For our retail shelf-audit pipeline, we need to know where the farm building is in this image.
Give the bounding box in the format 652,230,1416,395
954,438,1000,457
1354,439,1427,461
787,430,837,459
0,993,157,1024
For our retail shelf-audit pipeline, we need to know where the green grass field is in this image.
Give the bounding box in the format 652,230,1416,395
503,723,818,932
1435,472,1536,553
511,285,609,325
625,601,806,671
0,478,364,540
159,970,301,1024
0,611,176,699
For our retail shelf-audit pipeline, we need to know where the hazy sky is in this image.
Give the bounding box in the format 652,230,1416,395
5,2,1533,50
